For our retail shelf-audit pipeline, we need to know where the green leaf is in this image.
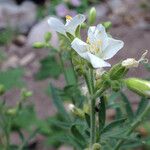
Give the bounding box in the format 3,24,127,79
70,125,85,143
135,97,148,117
120,92,134,121
98,96,106,132
65,67,77,85
0,68,24,90
115,107,122,119
35,55,62,80
50,84,70,121
63,85,84,106
63,135,84,150
101,118,127,133
12,105,37,131
121,139,145,149
47,117,70,129
0,28,15,45
45,132,66,147
85,113,90,128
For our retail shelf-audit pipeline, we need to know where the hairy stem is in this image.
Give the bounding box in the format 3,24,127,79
84,69,96,148
59,52,70,85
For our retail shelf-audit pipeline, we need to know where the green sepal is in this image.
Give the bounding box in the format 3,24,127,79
109,63,128,80
66,32,74,41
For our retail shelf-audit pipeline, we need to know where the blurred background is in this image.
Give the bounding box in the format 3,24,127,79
0,0,150,149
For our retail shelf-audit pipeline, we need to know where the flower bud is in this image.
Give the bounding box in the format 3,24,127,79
92,143,101,150
122,58,139,68
122,50,148,69
6,108,18,116
81,23,87,29
33,42,45,48
83,103,90,114
68,104,85,118
88,7,96,25
44,32,52,42
109,63,128,80
71,52,86,75
0,84,5,95
124,78,150,98
21,88,33,101
102,21,112,31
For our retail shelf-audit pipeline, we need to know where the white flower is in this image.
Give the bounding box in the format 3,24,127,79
67,103,75,112
47,14,85,36
122,50,148,68
71,24,124,68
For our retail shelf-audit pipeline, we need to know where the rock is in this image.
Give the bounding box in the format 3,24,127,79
107,0,127,15
13,35,27,46
95,3,109,18
135,20,150,31
27,16,59,48
0,1,37,33
0,0,15,4
19,52,35,66
2,55,19,69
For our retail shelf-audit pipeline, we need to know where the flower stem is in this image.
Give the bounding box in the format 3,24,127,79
84,69,96,147
69,52,77,84
59,52,70,85
114,104,150,150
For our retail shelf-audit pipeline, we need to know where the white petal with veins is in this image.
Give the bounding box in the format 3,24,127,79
47,17,66,35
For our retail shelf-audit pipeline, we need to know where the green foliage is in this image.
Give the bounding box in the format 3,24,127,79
120,92,134,121
0,4,149,150
0,28,16,45
50,84,70,121
47,81,150,149
0,90,51,149
0,50,7,62
0,68,24,90
35,55,62,80
98,96,106,132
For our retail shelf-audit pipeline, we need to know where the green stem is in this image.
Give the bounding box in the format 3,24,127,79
69,52,77,84
59,52,70,85
84,69,96,148
92,87,106,101
4,117,11,150
114,104,150,150
90,96,96,146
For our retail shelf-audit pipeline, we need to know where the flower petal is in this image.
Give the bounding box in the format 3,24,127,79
87,26,97,43
71,38,110,68
88,24,108,50
47,17,66,35
71,38,88,53
66,14,86,35
86,52,111,68
101,37,124,60
96,24,108,50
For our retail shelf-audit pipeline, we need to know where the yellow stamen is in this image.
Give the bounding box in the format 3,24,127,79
66,15,72,21
87,39,102,55
86,37,90,43
97,40,102,47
